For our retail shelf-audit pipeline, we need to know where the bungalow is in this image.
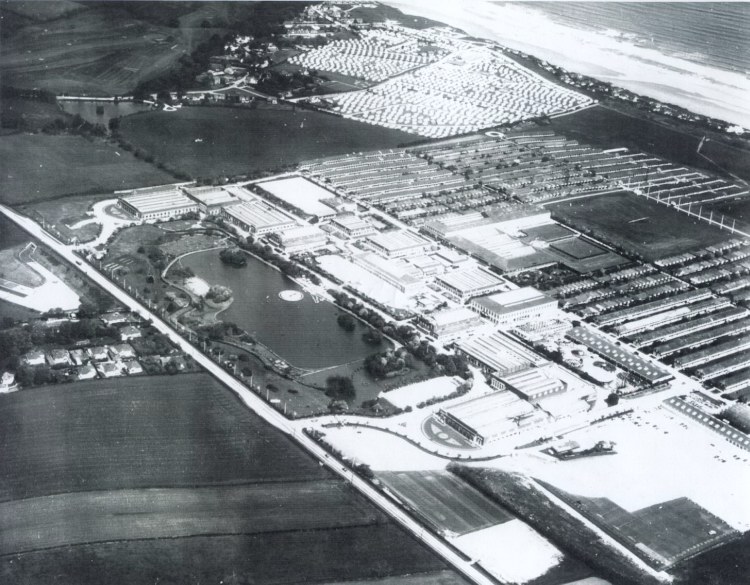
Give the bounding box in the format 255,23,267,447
76,364,98,380
109,343,136,360
88,346,109,362
120,326,142,341
95,362,121,379
125,360,144,375
69,349,88,366
101,312,129,326
22,350,46,366
0,371,16,393
46,349,72,367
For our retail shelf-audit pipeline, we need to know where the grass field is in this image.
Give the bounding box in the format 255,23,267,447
549,192,731,261
378,471,514,536
0,373,459,583
0,134,173,204
117,104,419,179
0,374,329,501
0,525,449,585
0,6,214,96
20,195,101,243
1,482,382,555
674,530,750,585
548,105,750,180
542,487,738,569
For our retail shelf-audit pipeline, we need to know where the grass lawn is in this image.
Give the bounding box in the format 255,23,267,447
117,104,420,179
20,194,102,243
0,134,173,205
549,105,750,181
549,192,731,261
0,525,451,585
0,6,215,96
0,374,330,501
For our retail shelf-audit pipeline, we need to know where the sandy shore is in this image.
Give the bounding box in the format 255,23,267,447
386,0,750,129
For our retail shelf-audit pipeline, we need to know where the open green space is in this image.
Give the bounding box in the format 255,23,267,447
117,104,418,179
20,195,101,243
378,471,514,536
0,4,216,96
542,484,738,569
0,525,451,585
0,134,173,204
0,373,456,584
548,105,750,180
0,374,328,501
549,192,731,261
673,530,750,585
1,482,382,555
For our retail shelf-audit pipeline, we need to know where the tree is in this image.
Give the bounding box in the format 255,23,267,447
606,392,620,407
336,314,356,332
325,375,355,400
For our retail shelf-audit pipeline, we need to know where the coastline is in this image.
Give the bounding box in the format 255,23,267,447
385,0,749,129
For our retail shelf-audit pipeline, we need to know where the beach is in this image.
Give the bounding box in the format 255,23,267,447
387,0,750,129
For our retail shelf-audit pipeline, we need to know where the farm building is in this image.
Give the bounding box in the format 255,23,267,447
366,230,435,258
222,200,297,235
183,186,238,215
414,307,483,339
436,390,546,446
457,330,546,375
435,266,507,302
469,287,557,328
330,214,377,238
268,225,328,254
118,187,198,220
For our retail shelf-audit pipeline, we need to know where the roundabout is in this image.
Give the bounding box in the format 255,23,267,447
278,290,304,302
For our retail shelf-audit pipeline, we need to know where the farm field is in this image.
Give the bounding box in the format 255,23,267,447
0,374,329,501
0,134,173,204
0,482,382,555
0,6,214,96
0,374,460,583
548,192,731,261
0,525,450,585
378,470,514,536
117,105,418,179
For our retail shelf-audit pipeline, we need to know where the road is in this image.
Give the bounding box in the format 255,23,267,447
0,203,496,585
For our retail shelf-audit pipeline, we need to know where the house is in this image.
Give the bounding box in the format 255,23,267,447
120,326,142,341
76,364,98,380
88,346,109,362
95,362,121,378
46,349,72,367
109,343,136,361
0,371,16,393
125,360,143,375
22,350,46,366
101,312,129,326
69,349,88,366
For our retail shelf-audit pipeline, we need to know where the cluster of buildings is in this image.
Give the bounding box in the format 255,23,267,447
304,41,593,138
289,27,445,82
21,343,143,380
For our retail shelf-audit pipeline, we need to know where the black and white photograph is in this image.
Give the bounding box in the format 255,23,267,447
0,1,748,584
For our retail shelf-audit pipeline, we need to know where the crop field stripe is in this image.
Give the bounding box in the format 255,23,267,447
379,471,514,535
0,481,385,555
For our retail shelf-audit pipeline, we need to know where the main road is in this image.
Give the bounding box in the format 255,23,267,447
0,203,496,585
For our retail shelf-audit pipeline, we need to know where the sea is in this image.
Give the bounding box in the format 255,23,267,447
528,2,749,75
387,1,750,128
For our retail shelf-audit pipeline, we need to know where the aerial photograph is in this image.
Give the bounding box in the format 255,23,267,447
0,1,748,584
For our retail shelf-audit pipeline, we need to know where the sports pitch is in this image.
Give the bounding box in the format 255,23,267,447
378,470,514,536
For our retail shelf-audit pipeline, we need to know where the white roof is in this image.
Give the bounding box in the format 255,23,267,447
258,176,338,216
